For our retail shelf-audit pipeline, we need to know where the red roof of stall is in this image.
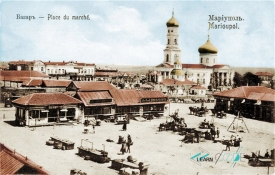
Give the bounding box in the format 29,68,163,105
42,79,71,87
71,81,116,91
213,86,275,100
12,93,82,106
77,91,115,106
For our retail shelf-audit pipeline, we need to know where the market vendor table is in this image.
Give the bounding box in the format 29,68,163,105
51,137,75,150
77,146,110,163
111,159,149,174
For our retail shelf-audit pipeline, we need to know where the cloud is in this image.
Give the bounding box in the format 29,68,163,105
101,6,151,40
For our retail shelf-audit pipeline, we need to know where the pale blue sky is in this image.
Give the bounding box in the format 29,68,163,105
1,1,274,68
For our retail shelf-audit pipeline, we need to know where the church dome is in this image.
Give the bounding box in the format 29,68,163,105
166,16,179,27
171,69,184,76
198,38,218,54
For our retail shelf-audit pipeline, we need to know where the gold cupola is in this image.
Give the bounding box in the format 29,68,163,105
166,11,179,27
198,35,218,54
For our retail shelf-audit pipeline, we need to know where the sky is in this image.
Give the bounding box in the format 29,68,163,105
1,1,274,68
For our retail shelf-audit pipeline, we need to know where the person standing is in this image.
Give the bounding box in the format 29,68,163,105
122,119,127,131
126,135,132,153
195,131,200,143
210,127,215,140
216,127,220,138
225,140,232,151
120,141,126,155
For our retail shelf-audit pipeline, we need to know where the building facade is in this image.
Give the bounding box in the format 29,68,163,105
213,86,275,123
8,60,95,81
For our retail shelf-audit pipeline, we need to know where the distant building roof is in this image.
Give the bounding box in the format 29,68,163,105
0,70,48,82
69,81,116,92
0,143,49,174
140,84,153,89
22,79,43,87
182,64,227,69
9,60,35,65
254,72,274,76
43,61,94,66
42,79,71,87
94,72,118,77
191,85,207,90
156,63,173,68
12,93,82,106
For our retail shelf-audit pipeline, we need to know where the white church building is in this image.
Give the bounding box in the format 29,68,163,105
155,11,235,91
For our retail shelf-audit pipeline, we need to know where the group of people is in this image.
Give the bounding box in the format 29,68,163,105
120,134,133,155
204,126,220,140
224,135,242,151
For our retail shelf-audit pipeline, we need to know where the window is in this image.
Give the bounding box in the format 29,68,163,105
201,58,203,63
206,58,209,63
168,39,170,44
171,30,173,32
41,67,44,71
31,67,33,71
166,54,169,62
174,39,177,44
168,30,170,33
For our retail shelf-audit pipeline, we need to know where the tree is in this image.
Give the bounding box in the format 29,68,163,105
233,72,243,87
243,72,262,86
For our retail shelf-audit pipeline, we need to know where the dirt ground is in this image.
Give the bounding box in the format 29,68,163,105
0,102,274,175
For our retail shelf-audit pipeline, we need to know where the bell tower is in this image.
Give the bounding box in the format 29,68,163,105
163,10,181,65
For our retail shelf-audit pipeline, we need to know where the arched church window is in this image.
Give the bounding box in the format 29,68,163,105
174,39,177,44
168,39,170,44
171,30,173,32
201,58,203,63
166,54,169,62
168,30,170,33
206,58,209,63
